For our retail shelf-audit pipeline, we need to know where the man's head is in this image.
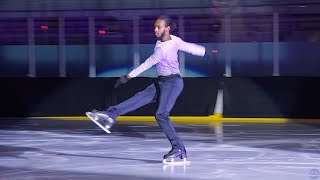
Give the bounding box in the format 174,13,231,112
154,15,176,41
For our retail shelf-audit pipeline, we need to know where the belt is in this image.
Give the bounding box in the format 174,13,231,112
158,74,181,79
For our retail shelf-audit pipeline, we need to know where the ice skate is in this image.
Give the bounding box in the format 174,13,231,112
86,110,114,133
163,149,190,165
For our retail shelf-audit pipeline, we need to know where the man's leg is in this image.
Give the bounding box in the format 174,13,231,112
155,76,189,164
106,83,157,119
155,77,185,151
86,83,157,133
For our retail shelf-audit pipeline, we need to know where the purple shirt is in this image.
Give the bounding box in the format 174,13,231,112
128,35,206,78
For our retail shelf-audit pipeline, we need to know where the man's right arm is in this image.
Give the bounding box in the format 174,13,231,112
114,47,164,88
128,47,164,78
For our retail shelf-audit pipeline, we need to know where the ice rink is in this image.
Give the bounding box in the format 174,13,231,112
1,119,320,180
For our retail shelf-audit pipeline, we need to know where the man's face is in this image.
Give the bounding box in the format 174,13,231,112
154,19,169,40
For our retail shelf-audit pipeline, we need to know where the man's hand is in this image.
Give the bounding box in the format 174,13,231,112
114,75,130,88
204,49,215,59
204,48,218,65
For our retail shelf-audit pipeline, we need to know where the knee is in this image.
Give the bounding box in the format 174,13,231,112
134,85,155,96
155,112,169,121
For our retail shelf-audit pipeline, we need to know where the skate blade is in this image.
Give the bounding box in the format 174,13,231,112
162,158,191,165
86,112,111,134
85,112,98,120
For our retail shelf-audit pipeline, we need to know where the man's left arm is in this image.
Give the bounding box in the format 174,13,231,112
178,38,206,56
178,38,215,59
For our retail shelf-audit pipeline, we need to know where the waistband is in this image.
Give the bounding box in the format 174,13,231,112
158,74,181,79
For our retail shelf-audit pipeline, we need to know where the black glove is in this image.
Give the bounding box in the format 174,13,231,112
204,48,215,59
114,75,130,88
204,48,218,65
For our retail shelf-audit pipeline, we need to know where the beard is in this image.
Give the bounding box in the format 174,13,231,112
156,31,166,41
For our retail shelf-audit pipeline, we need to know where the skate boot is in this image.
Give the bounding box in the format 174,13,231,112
86,110,114,133
163,148,190,165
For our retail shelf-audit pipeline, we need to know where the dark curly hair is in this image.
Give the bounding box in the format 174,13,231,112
157,15,177,31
